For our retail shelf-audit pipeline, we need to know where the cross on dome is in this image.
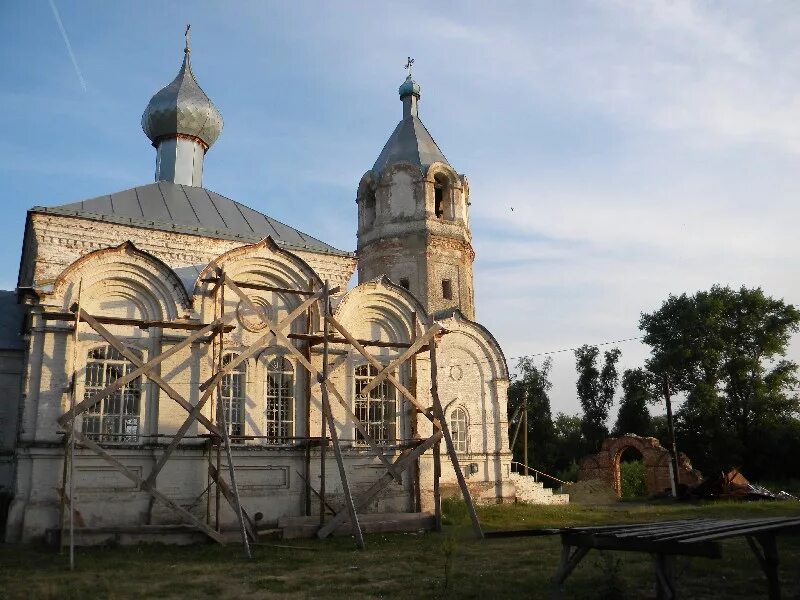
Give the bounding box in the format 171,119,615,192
405,56,414,76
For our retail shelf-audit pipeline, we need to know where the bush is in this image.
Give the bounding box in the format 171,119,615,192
620,460,647,498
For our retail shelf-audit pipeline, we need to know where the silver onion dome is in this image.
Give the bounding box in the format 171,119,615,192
141,34,223,149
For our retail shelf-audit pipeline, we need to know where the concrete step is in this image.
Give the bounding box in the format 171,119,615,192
509,474,570,505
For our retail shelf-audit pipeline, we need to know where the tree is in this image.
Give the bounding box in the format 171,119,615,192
507,357,555,471
613,368,653,437
551,413,583,480
640,285,800,477
574,345,621,452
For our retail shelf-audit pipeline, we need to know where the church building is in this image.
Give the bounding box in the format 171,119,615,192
0,36,516,543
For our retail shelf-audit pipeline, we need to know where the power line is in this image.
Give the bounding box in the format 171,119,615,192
509,335,644,360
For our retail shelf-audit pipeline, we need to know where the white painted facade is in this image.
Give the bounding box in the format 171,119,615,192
2,221,512,543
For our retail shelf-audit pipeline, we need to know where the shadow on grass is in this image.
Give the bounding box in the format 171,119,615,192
0,500,797,599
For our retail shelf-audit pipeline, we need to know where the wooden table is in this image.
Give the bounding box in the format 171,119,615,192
486,517,800,599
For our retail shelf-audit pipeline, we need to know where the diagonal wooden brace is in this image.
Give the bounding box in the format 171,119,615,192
145,290,323,487
58,312,234,427
328,315,442,431
356,325,442,398
76,309,223,438
222,276,401,480
73,432,224,543
318,430,442,539
208,462,258,542
321,372,365,548
428,316,483,539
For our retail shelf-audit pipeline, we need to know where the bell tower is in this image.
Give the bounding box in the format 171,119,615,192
356,68,475,319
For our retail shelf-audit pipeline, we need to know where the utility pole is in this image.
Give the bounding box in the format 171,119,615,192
522,391,528,476
662,374,680,497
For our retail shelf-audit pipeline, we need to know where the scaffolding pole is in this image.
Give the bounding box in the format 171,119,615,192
215,272,252,558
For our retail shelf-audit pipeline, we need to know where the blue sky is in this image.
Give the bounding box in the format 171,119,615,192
2,1,799,417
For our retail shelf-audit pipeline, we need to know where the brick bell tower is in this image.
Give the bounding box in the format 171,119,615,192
356,68,475,320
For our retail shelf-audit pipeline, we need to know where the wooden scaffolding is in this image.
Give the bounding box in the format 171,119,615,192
53,269,482,564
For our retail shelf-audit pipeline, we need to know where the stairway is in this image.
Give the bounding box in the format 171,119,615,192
510,473,570,505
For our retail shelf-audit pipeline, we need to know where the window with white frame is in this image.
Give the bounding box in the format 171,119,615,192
450,407,468,453
82,345,142,443
219,353,245,438
354,364,396,445
266,356,294,444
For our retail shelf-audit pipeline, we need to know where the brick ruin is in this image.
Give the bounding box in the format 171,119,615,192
578,434,702,497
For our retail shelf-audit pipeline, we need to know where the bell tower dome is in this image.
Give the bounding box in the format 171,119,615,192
357,69,475,319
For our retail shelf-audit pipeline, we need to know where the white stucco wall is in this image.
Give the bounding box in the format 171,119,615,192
6,223,511,543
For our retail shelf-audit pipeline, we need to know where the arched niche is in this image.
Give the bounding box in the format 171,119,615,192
436,310,508,381
356,172,378,232
49,241,190,321
426,162,464,222
195,237,323,337
436,310,510,456
373,163,424,222
334,276,427,347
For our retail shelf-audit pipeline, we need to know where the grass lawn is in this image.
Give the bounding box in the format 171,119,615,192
1,500,798,599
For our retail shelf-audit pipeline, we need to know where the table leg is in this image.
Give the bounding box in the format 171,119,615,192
653,553,676,600
746,534,780,600
553,542,590,586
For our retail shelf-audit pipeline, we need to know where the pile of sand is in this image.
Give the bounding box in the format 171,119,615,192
563,479,618,505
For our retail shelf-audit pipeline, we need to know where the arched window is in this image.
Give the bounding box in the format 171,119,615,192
433,174,451,219
266,356,294,444
450,407,468,454
354,364,396,445
220,353,245,438
82,345,142,443
363,188,376,228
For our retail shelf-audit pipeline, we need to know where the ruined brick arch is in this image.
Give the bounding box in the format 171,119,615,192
578,434,702,497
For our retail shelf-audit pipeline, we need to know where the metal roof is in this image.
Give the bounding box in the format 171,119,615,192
372,115,450,176
31,182,353,257
0,291,25,351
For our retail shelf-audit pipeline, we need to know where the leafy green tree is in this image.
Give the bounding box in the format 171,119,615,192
612,368,654,437
552,412,583,480
650,414,670,447
574,345,621,452
507,357,555,470
640,285,800,477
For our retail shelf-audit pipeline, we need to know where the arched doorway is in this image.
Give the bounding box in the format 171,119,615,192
615,446,646,499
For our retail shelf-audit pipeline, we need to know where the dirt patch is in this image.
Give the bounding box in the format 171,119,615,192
563,479,618,505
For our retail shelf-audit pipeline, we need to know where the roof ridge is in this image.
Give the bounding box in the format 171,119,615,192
413,116,449,165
